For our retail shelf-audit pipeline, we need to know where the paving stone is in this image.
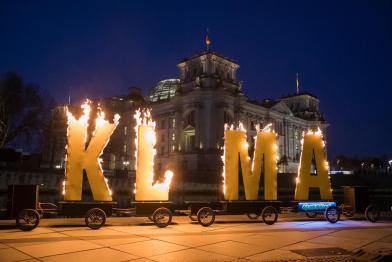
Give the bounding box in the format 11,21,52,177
328,228,391,241
15,239,101,257
61,228,128,237
112,239,187,257
150,248,234,262
40,247,139,262
0,247,32,262
151,233,235,247
198,240,268,258
307,235,373,251
246,249,305,261
87,235,150,247
291,247,350,257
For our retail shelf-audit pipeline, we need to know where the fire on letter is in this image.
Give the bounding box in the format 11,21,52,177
294,128,332,200
223,123,278,201
64,101,119,201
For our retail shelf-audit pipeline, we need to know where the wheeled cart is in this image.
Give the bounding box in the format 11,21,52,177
16,201,116,231
185,200,282,227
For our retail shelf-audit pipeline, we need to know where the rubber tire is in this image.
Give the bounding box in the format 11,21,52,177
85,208,106,230
261,206,278,225
152,207,172,228
16,209,40,231
365,205,380,223
325,206,340,223
197,207,215,227
247,213,259,220
305,212,318,218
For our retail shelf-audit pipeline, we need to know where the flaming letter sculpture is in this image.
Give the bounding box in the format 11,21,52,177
134,109,173,201
294,128,332,200
222,123,278,201
64,101,119,201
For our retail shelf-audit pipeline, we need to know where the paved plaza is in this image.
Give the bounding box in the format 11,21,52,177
0,215,391,261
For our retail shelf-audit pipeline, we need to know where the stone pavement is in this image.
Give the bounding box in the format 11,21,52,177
0,215,391,261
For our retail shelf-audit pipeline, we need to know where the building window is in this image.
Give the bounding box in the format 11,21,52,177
161,134,165,142
172,118,176,128
184,111,195,127
123,144,127,154
185,134,195,152
109,154,116,170
172,133,175,141
124,126,127,135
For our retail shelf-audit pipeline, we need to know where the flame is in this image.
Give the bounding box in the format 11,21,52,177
222,121,247,195
262,123,273,133
62,180,66,195
134,109,156,171
66,100,91,146
296,127,330,187
104,178,112,196
221,145,226,194
133,108,173,196
153,170,174,191
306,127,323,137
64,100,117,198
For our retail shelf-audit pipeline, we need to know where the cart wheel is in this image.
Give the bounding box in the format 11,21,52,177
16,209,40,231
261,206,278,225
325,206,340,223
247,213,260,220
305,212,318,218
85,208,106,229
197,207,215,227
152,207,172,228
365,205,380,223
189,215,198,221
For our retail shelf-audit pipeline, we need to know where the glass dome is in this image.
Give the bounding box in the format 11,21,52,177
149,79,180,102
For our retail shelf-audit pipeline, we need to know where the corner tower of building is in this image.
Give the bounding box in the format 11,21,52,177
176,51,241,94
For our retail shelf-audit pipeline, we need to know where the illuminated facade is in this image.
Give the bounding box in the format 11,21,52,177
42,51,326,182
149,51,327,181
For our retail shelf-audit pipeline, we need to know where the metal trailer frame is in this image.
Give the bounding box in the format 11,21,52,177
16,201,117,231
185,200,282,227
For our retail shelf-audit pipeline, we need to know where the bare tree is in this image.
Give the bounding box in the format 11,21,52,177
0,72,55,150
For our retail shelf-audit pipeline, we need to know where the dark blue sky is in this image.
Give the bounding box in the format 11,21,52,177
1,0,391,157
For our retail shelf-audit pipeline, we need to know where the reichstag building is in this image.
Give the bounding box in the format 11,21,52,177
42,50,326,184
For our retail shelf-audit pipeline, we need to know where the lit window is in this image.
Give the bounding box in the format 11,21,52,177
124,126,127,135
123,144,127,153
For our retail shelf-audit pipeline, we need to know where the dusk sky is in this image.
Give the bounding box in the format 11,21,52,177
0,0,391,157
